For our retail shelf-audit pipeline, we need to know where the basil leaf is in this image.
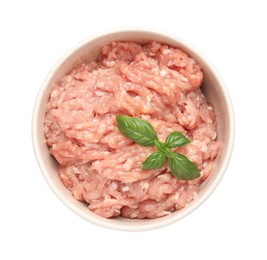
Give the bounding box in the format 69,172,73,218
168,153,200,180
142,150,166,170
165,131,190,148
116,115,158,146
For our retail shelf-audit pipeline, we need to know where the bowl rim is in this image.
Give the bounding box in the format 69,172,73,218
32,27,235,231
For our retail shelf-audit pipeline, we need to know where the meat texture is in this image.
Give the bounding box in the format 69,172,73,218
44,41,220,219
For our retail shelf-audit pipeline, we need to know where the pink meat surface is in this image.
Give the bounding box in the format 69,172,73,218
44,41,220,219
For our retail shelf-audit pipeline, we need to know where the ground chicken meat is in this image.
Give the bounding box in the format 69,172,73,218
44,41,220,219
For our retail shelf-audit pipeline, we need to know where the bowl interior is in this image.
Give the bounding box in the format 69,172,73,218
33,30,234,231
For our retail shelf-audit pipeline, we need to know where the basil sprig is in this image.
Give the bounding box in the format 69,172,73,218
116,115,200,180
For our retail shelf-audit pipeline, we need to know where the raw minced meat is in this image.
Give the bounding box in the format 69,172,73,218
44,41,220,219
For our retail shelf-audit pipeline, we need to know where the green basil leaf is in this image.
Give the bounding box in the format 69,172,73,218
116,115,158,146
168,153,200,180
165,131,190,148
142,150,166,170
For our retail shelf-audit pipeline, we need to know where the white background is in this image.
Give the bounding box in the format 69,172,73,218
1,0,266,259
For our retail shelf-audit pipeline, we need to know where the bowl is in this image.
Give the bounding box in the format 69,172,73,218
32,28,234,231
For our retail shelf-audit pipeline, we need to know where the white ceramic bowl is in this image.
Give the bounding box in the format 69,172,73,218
32,28,234,231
